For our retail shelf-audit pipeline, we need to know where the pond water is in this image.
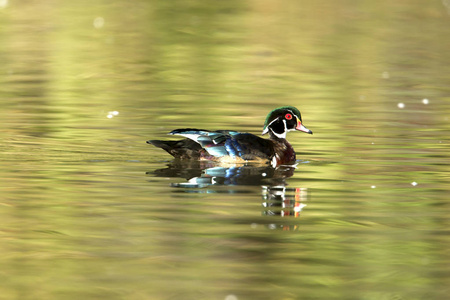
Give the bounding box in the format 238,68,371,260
1,1,450,299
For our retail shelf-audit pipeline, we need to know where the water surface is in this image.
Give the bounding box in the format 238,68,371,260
1,1,450,299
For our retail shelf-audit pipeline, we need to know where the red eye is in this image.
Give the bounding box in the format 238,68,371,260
285,113,292,120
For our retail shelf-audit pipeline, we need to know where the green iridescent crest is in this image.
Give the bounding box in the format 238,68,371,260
263,106,302,130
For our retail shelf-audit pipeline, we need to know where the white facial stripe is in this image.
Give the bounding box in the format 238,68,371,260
265,116,280,129
287,109,301,123
269,126,287,139
288,118,298,132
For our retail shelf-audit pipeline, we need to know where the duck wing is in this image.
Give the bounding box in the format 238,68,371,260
170,128,274,160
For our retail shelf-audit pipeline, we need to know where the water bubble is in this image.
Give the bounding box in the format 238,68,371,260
411,182,418,186
107,111,119,118
93,17,105,29
397,103,405,109
371,185,376,189
422,98,429,105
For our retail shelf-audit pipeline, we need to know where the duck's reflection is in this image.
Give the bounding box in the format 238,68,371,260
262,186,308,218
147,161,309,230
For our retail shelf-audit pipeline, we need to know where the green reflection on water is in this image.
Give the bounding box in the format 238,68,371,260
1,0,449,299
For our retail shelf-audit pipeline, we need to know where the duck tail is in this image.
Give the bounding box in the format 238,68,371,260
147,139,203,159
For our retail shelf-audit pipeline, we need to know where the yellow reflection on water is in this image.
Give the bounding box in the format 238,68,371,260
1,0,450,299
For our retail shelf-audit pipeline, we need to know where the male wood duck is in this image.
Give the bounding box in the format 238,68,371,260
147,106,312,167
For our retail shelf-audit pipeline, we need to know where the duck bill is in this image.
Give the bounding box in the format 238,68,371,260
296,120,313,134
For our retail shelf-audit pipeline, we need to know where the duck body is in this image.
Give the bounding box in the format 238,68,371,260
147,106,312,167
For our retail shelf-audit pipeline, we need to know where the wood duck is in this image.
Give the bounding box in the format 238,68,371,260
147,106,312,167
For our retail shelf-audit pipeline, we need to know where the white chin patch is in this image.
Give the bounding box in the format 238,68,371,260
266,117,288,139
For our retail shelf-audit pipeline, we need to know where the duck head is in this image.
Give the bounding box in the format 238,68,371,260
262,106,312,139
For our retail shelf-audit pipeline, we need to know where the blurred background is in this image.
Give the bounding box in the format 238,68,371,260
0,0,449,299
